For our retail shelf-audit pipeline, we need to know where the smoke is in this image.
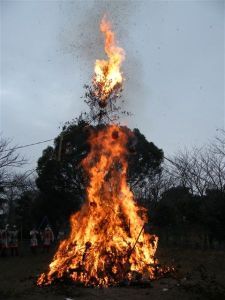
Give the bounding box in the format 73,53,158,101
61,1,134,58
59,0,146,126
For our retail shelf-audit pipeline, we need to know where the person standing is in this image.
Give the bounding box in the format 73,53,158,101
1,224,10,257
30,228,39,254
9,225,19,256
0,228,3,255
42,225,54,253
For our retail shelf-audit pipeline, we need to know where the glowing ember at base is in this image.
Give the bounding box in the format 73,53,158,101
37,125,159,287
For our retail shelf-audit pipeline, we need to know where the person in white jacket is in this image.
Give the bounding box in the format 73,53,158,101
30,228,39,254
42,225,54,253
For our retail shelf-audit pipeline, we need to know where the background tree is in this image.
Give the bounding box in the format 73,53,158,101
35,120,163,228
0,136,26,226
151,131,225,248
0,136,26,184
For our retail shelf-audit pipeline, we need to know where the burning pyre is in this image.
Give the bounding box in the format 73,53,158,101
37,16,160,287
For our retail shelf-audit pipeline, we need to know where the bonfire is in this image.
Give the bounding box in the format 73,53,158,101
37,16,160,287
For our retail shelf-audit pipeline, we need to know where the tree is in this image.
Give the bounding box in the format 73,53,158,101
155,133,225,247
200,189,225,247
35,120,163,226
167,138,225,196
0,137,26,226
0,136,26,185
15,189,39,237
153,186,197,226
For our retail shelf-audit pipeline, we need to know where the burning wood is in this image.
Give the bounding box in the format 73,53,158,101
37,16,160,287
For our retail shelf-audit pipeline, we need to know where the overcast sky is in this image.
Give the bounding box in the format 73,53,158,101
1,0,224,173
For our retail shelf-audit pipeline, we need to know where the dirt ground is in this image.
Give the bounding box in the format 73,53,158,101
0,242,225,300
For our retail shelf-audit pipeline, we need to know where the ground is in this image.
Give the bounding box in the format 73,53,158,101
0,242,225,300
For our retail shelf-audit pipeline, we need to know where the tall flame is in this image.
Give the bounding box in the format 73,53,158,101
94,16,125,102
37,17,159,287
37,126,158,287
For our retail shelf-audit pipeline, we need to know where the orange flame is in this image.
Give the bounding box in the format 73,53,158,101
94,16,125,102
37,17,159,287
37,126,158,286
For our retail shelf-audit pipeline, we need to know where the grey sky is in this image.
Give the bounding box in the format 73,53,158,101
1,0,224,173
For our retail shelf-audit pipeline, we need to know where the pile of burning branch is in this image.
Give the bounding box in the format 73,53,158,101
37,16,171,288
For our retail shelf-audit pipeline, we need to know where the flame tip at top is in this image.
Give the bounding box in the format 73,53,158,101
93,16,125,103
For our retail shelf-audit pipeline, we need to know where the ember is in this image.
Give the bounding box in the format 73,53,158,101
37,16,159,287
